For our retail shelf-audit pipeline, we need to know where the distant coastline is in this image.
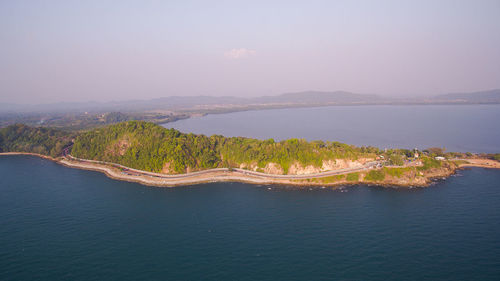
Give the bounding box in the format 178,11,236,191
2,89,500,131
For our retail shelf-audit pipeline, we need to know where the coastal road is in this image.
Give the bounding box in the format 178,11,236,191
66,155,381,180
232,163,380,179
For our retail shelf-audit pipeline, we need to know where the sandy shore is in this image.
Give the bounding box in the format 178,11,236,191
458,158,500,169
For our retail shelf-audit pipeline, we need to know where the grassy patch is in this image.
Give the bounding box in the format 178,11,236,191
346,172,359,181
315,174,345,183
417,157,442,171
365,170,385,181
452,160,469,166
384,167,413,178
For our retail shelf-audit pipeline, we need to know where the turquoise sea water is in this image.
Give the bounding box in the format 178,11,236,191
164,105,500,153
1,155,500,280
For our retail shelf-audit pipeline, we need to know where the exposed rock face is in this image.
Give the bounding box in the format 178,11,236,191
240,162,260,171
382,170,428,186
116,139,130,156
239,158,376,175
106,135,132,157
322,158,371,170
421,166,455,179
161,161,172,174
288,162,321,175
287,158,375,175
264,162,284,175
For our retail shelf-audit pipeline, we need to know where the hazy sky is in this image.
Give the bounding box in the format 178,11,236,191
1,0,499,104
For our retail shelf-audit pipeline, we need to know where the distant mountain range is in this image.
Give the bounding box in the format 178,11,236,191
431,89,500,103
253,91,385,104
1,89,499,114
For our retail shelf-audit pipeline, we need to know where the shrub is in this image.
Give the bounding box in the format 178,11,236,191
388,154,404,166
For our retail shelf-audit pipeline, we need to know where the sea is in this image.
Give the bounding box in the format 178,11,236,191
164,105,500,153
1,105,500,280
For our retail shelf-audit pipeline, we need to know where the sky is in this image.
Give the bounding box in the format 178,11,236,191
0,0,499,104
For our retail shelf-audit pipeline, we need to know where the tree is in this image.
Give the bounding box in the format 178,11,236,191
427,147,445,156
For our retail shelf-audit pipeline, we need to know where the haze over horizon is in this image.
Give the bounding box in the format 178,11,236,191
1,0,499,104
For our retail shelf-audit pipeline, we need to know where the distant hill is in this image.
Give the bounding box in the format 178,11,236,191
0,124,73,157
0,96,249,114
252,91,384,104
2,89,499,114
432,89,500,104
0,91,384,113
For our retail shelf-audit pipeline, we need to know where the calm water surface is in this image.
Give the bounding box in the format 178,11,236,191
1,155,500,280
164,105,500,153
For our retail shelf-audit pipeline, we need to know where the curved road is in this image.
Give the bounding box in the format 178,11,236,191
66,155,381,180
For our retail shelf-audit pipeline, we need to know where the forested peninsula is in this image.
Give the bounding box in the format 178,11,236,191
1,121,500,188
70,121,381,174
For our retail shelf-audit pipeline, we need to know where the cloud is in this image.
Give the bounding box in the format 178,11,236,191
224,48,256,59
